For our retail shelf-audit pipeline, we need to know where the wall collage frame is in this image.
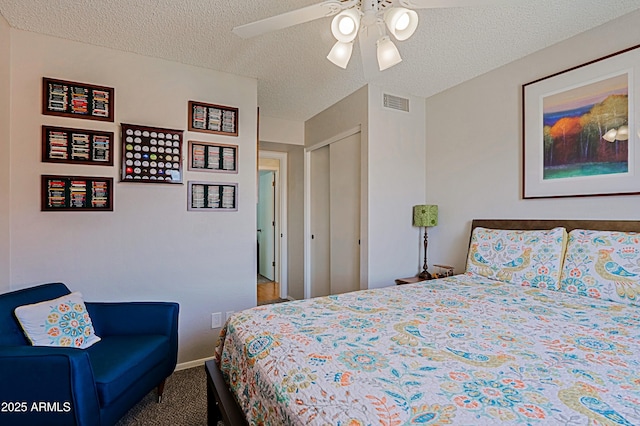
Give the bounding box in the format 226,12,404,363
40,77,241,212
186,100,240,212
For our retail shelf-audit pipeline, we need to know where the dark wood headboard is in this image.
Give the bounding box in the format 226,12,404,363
471,219,640,233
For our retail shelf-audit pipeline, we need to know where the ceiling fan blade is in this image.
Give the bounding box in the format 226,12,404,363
399,0,509,8
233,0,350,39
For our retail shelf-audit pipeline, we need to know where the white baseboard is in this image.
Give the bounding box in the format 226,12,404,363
175,355,215,371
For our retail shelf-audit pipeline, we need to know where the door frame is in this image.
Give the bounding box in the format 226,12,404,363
258,150,288,299
304,125,361,299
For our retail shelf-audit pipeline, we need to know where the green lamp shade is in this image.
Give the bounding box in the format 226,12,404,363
413,205,438,227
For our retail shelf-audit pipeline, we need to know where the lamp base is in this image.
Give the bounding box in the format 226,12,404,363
418,270,432,280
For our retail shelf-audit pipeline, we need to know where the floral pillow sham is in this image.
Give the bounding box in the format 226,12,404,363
465,227,567,289
559,229,640,306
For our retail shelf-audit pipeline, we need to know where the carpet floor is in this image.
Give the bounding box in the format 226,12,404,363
116,366,212,426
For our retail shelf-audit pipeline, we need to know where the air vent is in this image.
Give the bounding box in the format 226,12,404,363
383,93,409,112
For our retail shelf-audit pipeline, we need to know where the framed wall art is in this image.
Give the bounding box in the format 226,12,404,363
42,126,113,166
188,140,238,173
42,77,114,122
522,44,640,198
41,175,113,211
120,123,183,184
188,100,238,136
187,181,237,211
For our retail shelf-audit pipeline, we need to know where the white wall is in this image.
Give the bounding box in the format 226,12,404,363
260,115,304,145
8,30,257,363
367,86,426,288
0,14,9,293
426,10,640,274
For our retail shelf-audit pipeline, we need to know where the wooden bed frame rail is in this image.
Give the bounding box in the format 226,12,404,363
205,360,248,426
471,219,640,233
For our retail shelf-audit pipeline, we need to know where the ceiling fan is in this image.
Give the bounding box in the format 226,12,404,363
233,0,507,71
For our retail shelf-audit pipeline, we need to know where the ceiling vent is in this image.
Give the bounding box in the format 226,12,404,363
383,93,409,112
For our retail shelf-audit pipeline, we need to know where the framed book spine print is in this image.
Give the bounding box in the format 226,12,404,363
42,126,114,166
187,141,238,173
188,100,238,136
187,181,238,211
41,175,113,211
42,77,114,122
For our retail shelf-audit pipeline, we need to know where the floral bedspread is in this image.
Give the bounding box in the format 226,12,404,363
215,273,640,425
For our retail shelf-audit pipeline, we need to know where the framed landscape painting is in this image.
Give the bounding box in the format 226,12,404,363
523,44,640,198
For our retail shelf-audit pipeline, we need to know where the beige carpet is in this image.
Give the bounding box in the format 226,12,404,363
117,366,211,426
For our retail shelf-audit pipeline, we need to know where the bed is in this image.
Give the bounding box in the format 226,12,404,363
209,219,640,425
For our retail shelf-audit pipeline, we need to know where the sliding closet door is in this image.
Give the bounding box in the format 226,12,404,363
310,145,330,297
309,132,361,298
329,132,360,295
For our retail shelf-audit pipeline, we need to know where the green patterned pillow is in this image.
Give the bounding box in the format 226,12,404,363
466,227,567,289
559,229,640,306
14,292,101,348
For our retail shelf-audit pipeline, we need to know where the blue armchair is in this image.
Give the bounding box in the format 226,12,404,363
0,282,179,426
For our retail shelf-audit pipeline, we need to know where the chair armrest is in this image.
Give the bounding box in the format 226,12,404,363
86,302,179,337
0,346,99,426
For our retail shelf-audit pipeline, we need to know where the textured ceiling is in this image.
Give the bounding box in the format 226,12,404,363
1,0,640,121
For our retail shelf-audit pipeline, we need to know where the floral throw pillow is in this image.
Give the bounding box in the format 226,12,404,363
14,292,101,349
559,229,640,306
465,227,567,289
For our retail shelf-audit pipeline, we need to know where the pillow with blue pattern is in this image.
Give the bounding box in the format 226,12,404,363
559,229,640,306
465,227,567,289
14,292,101,349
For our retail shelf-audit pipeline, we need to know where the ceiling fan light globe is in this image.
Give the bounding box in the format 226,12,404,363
327,41,353,69
396,13,411,31
384,7,418,41
377,36,402,71
331,9,360,43
339,17,355,35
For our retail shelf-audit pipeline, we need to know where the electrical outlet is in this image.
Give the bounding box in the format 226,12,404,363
225,311,234,321
211,312,222,328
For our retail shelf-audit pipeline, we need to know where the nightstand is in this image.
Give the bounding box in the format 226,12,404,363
432,264,455,278
395,276,428,285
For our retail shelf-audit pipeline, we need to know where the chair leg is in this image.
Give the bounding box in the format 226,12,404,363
156,379,166,403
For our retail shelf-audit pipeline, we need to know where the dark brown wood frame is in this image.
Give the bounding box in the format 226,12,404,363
208,218,640,426
187,140,238,174
41,175,113,211
205,360,247,426
187,181,238,211
42,77,114,122
521,43,640,199
42,126,114,166
188,100,238,136
471,219,640,234
120,123,184,184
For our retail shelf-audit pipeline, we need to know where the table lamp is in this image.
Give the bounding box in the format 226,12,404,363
413,205,438,280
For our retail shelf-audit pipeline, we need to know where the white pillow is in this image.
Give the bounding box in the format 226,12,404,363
14,291,101,349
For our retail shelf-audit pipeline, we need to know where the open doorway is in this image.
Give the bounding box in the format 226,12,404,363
257,170,275,282
257,151,288,304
